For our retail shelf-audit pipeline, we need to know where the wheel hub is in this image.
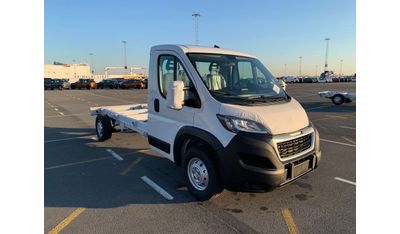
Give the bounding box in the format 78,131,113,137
187,157,209,191
97,121,103,137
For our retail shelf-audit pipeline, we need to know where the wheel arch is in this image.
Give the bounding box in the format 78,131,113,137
173,126,224,168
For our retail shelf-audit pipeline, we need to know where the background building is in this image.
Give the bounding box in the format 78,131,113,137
44,62,105,82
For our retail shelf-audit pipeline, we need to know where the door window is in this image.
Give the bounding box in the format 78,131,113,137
158,55,200,108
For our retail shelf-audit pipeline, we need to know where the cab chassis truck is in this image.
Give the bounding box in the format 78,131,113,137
90,45,321,200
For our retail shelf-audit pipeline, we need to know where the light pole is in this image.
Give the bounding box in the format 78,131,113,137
324,37,330,72
89,53,94,76
192,12,201,45
298,56,302,77
72,59,77,79
284,64,287,77
340,59,343,77
122,41,128,74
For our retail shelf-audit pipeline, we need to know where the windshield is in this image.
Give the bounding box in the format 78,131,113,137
187,53,288,104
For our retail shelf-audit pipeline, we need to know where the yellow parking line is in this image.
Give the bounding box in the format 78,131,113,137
342,136,356,145
45,156,111,170
48,208,86,234
281,208,299,234
120,157,143,176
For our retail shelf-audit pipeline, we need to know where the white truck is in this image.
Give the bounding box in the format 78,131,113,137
90,45,321,200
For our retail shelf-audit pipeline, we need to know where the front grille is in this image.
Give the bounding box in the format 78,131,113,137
277,134,312,159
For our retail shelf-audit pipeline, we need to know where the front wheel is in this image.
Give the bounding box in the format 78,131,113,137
183,146,222,201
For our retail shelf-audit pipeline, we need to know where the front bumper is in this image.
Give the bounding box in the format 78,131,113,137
216,126,321,190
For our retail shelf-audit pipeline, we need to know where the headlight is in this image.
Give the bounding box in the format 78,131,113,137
216,114,269,133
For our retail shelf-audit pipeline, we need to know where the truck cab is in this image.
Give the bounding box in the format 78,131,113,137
91,44,321,200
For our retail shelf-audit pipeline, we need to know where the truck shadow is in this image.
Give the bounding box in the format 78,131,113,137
44,126,197,208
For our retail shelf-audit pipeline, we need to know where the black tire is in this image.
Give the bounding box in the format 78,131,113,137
58,86,63,90
332,94,344,105
95,115,112,141
182,145,222,201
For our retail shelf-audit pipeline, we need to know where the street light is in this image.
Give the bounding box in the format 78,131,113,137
122,41,128,74
72,59,77,79
89,53,94,75
298,56,302,77
340,59,343,77
192,12,201,45
324,37,330,72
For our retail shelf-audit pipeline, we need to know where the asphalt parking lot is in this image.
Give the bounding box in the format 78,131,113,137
44,82,356,234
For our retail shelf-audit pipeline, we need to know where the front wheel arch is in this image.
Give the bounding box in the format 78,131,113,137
173,127,223,168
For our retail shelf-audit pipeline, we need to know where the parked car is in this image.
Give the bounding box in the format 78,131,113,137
303,78,313,83
44,78,69,90
120,79,145,89
143,79,148,89
97,79,119,89
71,79,97,89
332,77,340,82
312,78,318,83
283,77,296,83
110,78,126,88
44,78,52,90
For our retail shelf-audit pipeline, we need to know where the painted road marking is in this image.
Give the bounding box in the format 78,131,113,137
334,177,356,186
59,112,65,116
54,108,59,111
48,208,86,234
141,176,174,200
45,156,111,170
120,157,143,176
342,136,356,145
320,138,356,148
281,208,299,234
305,106,329,111
45,113,88,118
44,135,96,143
340,125,356,130
107,149,123,161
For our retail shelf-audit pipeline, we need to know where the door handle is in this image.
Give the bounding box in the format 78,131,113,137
154,98,160,112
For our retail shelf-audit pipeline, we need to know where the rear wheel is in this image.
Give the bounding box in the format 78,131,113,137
96,115,112,141
182,146,222,201
332,94,345,105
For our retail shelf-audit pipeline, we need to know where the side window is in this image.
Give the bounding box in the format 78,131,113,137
158,55,193,96
158,55,175,97
176,61,191,87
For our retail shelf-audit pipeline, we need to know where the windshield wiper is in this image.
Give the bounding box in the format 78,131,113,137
246,95,286,102
212,90,238,96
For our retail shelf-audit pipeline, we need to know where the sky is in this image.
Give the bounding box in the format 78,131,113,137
44,0,356,76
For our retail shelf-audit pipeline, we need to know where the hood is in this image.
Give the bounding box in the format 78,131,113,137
219,99,309,135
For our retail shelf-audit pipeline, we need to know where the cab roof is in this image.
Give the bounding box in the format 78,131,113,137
151,44,257,58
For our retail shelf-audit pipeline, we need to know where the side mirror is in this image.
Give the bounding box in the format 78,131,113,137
279,80,287,91
167,81,185,110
